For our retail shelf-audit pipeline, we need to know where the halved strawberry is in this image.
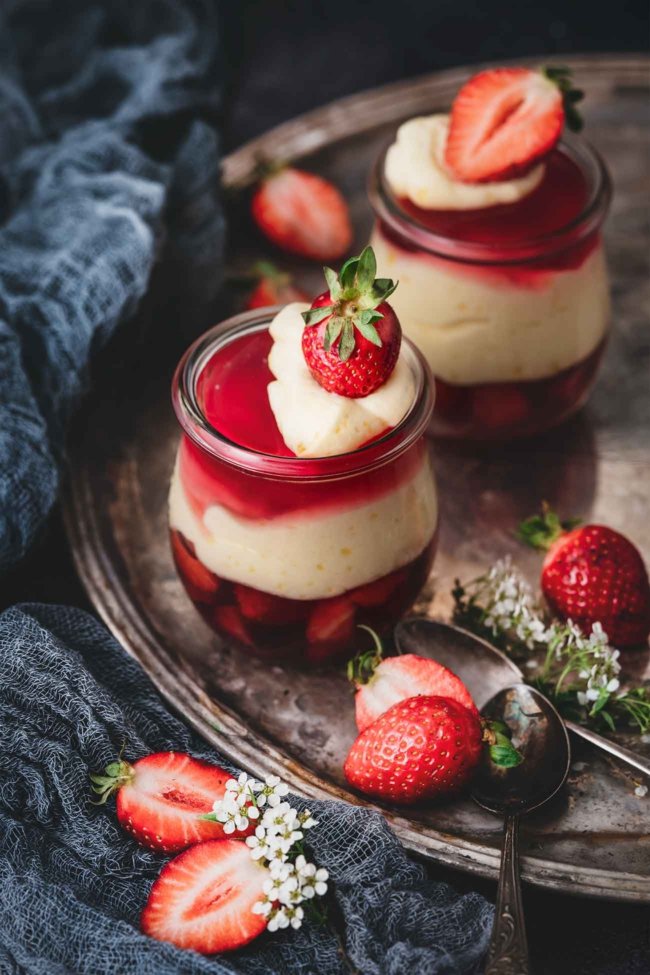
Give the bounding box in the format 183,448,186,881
245,261,309,310
348,628,478,732
445,66,584,183
251,167,352,262
234,584,310,624
471,385,530,431
90,752,234,853
141,840,267,954
170,531,220,603
349,569,406,608
214,605,254,646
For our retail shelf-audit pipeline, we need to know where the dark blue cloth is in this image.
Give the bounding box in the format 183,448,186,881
0,603,493,974
0,0,224,570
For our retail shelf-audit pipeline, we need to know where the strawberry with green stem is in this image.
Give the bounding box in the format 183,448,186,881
301,246,401,398
518,505,650,648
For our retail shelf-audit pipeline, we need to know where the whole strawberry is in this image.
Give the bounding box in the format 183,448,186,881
344,695,483,805
301,246,400,398
251,166,352,262
519,507,650,647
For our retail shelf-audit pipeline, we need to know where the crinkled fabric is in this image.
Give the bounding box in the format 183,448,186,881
0,0,224,570
0,604,493,974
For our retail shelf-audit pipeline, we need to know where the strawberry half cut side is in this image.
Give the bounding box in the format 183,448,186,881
347,626,478,731
141,840,268,954
90,751,236,853
444,65,584,183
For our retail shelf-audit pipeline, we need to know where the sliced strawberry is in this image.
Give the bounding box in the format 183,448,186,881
306,596,356,661
90,752,234,853
245,261,309,310
141,840,267,954
214,605,254,647
251,167,352,262
350,569,406,608
445,66,583,183
348,629,478,732
234,584,310,624
471,385,530,431
170,531,220,603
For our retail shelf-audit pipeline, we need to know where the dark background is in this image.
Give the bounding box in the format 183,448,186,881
3,1,650,972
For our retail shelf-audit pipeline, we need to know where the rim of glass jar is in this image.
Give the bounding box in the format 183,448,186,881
368,133,612,265
172,307,435,480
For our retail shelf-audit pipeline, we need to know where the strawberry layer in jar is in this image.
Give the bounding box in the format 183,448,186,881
168,306,437,665
369,117,612,439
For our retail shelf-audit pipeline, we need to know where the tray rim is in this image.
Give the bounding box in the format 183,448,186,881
64,52,650,903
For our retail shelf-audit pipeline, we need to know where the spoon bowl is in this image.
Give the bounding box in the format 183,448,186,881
472,683,571,816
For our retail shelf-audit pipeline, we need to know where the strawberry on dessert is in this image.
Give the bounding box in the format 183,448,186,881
244,261,309,310
251,166,352,261
519,507,650,647
347,627,478,732
90,751,239,853
168,249,438,663
344,695,483,805
444,66,583,183
141,839,267,953
369,65,611,440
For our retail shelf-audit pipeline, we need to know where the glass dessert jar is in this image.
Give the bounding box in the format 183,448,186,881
169,309,438,665
369,136,612,440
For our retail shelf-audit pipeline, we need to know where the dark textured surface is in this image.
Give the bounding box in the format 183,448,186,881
4,5,650,973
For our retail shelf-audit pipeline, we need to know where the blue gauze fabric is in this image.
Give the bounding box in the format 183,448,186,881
0,0,223,570
0,604,493,974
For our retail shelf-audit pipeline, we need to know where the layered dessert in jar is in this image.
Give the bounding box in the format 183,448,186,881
169,249,438,664
369,66,612,439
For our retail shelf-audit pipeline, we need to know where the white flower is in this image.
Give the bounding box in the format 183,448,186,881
257,774,290,809
267,908,290,932
634,784,648,798
298,809,318,830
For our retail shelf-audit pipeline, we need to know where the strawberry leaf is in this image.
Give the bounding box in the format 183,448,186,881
490,743,524,768
339,320,356,361
323,317,344,352
355,318,382,347
371,278,398,305
355,246,377,291
339,255,360,291
323,266,341,300
302,305,334,327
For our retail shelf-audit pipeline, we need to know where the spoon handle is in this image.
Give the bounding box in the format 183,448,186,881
485,813,530,975
565,721,650,777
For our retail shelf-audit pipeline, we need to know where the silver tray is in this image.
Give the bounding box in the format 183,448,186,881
64,55,650,902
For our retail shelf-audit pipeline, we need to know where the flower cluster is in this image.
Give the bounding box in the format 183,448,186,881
206,773,328,932
453,559,650,736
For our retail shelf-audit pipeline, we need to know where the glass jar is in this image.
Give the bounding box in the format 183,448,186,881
369,136,612,440
169,309,438,665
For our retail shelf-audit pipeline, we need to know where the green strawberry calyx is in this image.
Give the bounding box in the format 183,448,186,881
517,502,581,552
542,65,585,133
482,720,524,768
301,246,397,362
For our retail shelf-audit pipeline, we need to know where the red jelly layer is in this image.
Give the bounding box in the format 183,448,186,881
385,148,599,277
171,528,437,665
431,337,607,440
401,150,588,246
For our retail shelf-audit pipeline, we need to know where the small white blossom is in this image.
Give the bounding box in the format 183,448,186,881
256,774,290,808
634,784,648,798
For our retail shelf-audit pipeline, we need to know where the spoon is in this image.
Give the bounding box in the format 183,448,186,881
472,683,571,975
395,618,650,777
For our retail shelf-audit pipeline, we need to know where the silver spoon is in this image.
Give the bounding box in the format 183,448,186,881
395,618,650,777
472,683,571,975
